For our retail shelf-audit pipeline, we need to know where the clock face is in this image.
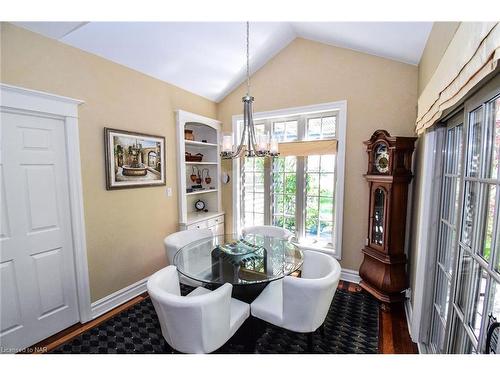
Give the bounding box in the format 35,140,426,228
374,144,389,173
195,199,206,211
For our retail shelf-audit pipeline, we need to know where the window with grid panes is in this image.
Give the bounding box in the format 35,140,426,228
450,94,500,353
305,154,336,247
306,115,336,140
240,123,266,228
272,156,297,233
236,109,344,255
426,78,500,354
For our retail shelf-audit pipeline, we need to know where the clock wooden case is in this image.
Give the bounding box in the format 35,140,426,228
359,130,416,307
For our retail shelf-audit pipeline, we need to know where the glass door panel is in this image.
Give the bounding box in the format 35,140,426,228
456,249,479,314
480,184,496,262
429,122,463,353
447,89,500,353
304,154,336,247
466,107,483,178
467,268,488,339
428,82,500,353
272,156,297,233
451,316,475,353
486,280,500,327
462,181,478,248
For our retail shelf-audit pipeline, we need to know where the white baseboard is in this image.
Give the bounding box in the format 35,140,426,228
404,297,420,353
91,277,149,319
340,268,361,284
404,298,413,337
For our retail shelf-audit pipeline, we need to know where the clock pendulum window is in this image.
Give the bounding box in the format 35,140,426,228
358,130,416,311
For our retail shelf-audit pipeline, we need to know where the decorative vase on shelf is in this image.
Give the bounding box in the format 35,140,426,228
190,166,198,182
203,168,211,185
184,129,194,141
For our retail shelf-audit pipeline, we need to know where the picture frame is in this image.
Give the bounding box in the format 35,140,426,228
104,127,166,190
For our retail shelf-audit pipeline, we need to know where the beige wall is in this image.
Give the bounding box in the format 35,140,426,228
1,24,420,298
217,38,418,271
418,22,460,96
0,23,217,302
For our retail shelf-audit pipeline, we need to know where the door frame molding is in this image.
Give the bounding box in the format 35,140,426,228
0,83,92,323
409,128,441,343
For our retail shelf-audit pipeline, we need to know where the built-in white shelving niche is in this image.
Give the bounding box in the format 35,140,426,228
175,110,224,234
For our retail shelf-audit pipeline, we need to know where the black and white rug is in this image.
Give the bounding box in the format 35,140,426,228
51,287,379,354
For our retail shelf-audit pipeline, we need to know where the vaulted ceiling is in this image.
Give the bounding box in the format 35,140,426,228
13,22,433,102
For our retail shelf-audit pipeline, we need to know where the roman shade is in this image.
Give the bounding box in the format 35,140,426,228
416,22,500,134
277,139,337,157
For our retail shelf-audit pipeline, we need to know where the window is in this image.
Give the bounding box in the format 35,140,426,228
307,115,336,140
273,120,298,141
449,93,500,353
232,102,346,257
241,123,266,227
241,156,265,227
304,155,336,247
426,77,500,353
272,156,297,233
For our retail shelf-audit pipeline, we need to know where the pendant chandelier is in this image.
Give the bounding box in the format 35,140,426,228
220,22,279,159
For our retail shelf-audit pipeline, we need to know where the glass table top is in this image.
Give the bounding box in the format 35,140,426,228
173,233,304,285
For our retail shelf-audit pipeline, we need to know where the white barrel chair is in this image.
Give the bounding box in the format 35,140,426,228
164,228,213,264
250,250,341,352
163,229,213,287
147,265,250,354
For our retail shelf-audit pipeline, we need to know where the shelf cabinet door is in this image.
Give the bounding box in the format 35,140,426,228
210,222,224,236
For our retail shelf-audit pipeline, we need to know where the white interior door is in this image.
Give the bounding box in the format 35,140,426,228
0,110,80,352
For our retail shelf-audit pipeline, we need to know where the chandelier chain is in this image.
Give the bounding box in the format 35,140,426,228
246,21,250,95
220,21,278,159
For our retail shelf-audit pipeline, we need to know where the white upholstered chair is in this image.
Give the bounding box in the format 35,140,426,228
250,250,341,352
163,229,212,287
242,225,294,241
164,228,213,264
147,265,250,354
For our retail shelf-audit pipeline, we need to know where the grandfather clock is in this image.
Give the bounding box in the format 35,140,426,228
359,130,416,308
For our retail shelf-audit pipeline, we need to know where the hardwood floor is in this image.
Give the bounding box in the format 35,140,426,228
337,281,418,354
23,281,418,354
379,302,419,354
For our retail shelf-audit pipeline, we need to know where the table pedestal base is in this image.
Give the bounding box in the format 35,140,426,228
204,282,268,303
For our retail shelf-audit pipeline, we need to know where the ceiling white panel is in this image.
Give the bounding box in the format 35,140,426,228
13,22,87,39
291,22,432,65
58,22,295,102
12,22,432,102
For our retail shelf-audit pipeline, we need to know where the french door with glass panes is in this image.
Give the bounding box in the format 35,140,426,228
428,114,463,353
429,77,500,353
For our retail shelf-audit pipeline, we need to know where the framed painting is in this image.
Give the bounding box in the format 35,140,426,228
104,128,166,190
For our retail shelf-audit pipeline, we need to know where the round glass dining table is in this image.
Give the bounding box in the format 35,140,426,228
173,233,304,301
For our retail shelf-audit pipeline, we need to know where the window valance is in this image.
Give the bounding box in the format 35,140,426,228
416,22,500,135
277,139,337,157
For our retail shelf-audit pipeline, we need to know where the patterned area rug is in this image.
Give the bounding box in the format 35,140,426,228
51,286,379,354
